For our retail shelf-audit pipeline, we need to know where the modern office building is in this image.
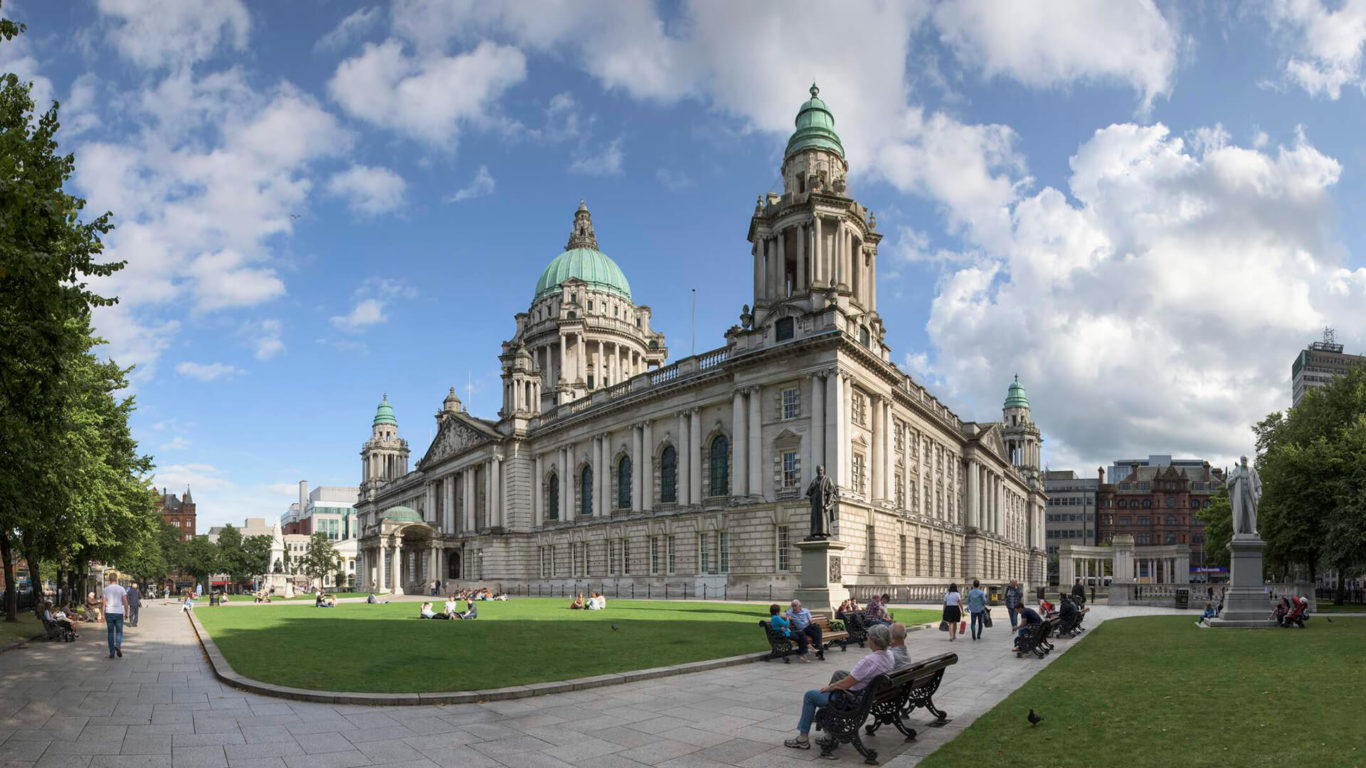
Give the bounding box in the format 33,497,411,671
1291,334,1366,407
1043,470,1099,554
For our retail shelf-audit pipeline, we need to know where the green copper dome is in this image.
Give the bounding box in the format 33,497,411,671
380,505,422,523
534,202,632,301
785,83,844,159
534,248,632,301
373,395,397,427
1004,375,1030,409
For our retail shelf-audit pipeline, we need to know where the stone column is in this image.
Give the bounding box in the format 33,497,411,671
753,240,764,305
809,374,825,482
732,391,748,496
826,371,843,489
642,420,654,510
882,401,892,502
600,433,611,512
690,408,703,504
747,388,762,499
492,456,503,528
632,425,644,511
677,412,691,506
966,459,979,528
777,229,787,297
871,395,884,502
868,249,876,312
429,541,440,591
390,536,403,595
534,454,544,527
814,216,824,285
796,223,806,291
592,436,604,516
561,447,573,521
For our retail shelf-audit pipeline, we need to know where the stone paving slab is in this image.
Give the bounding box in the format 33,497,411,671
0,599,1183,766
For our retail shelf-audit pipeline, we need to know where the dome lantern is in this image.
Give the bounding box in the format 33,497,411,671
373,394,398,427
1004,375,1030,410
784,82,845,160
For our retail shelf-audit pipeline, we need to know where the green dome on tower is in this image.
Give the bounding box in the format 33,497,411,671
533,201,633,301
1004,375,1030,409
785,83,845,160
373,394,397,427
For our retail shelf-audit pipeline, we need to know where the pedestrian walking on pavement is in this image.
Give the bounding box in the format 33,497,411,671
101,573,129,659
1004,579,1022,629
127,583,142,627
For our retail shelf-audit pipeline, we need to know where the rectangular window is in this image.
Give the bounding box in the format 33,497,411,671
622,538,631,575
719,532,730,573
667,534,676,573
899,535,907,575
894,420,905,453
607,540,616,575
782,387,800,419
782,451,800,488
939,542,946,577
650,537,660,575
852,453,867,495
894,472,905,508
866,525,876,574
852,393,867,425
698,532,710,574
926,539,934,575
777,526,790,571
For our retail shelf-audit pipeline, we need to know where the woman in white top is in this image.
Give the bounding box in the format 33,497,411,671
942,584,963,642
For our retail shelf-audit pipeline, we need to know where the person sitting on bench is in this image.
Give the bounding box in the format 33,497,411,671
1059,594,1078,625
783,625,894,751
44,602,78,636
1013,603,1042,648
784,600,824,661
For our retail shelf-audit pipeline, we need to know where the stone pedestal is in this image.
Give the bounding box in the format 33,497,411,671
1207,535,1274,629
794,539,850,615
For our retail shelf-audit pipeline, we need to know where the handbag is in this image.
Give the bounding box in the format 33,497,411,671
982,609,993,628
959,620,967,634
938,620,949,632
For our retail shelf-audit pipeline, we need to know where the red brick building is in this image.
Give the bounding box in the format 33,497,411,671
154,488,197,542
1097,462,1224,569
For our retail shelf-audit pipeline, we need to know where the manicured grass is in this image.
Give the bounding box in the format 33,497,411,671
0,613,42,645
271,592,370,602
921,616,1366,767
195,598,939,693
1308,602,1366,613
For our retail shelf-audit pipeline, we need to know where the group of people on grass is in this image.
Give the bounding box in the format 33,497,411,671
568,592,607,610
418,596,478,620
1272,596,1311,627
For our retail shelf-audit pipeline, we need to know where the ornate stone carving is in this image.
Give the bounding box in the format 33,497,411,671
425,418,490,465
828,555,841,583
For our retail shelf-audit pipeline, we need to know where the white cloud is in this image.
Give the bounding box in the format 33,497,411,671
76,77,348,375
152,463,231,492
331,298,386,331
0,22,54,111
932,0,1181,110
569,138,623,176
316,6,381,52
159,436,191,451
243,319,285,360
65,73,102,137
96,0,250,70
446,165,495,202
921,123,1362,470
656,168,692,191
175,361,244,381
1266,0,1366,99
328,39,526,146
328,164,407,215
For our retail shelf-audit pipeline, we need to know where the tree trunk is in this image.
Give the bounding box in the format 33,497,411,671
22,541,42,621
0,529,17,623
1336,569,1346,606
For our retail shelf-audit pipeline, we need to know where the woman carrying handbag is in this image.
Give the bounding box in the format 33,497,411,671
942,583,963,641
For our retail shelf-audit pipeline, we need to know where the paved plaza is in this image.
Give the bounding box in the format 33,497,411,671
0,603,1182,768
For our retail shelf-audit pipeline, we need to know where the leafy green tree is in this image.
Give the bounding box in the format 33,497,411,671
298,533,340,590
241,535,273,584
1195,488,1232,570
215,525,249,582
0,3,126,622
176,537,219,591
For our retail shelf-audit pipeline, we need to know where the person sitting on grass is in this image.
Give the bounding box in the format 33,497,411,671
443,595,461,619
1199,602,1217,624
784,624,895,751
586,593,606,610
367,593,377,604
457,600,477,620
1013,602,1043,648
182,593,195,612
419,601,437,619
569,593,586,610
1273,597,1290,626
1283,597,1307,628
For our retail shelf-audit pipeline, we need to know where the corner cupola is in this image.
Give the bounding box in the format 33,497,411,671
784,83,844,161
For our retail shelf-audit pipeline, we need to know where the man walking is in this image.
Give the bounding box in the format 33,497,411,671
126,583,142,627
1004,579,1022,630
102,573,129,659
785,600,825,661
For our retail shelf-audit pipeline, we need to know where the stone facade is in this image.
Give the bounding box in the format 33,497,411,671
353,86,1049,596
154,488,196,542
1097,460,1224,569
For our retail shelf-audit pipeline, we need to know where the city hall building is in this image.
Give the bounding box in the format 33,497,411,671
353,86,1048,596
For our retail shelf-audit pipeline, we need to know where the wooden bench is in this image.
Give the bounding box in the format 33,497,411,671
1015,618,1056,658
41,616,75,642
759,616,850,663
814,652,958,764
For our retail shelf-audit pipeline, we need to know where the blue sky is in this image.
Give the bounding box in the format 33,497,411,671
5,0,1366,529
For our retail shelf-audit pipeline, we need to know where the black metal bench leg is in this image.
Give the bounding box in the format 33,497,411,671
850,732,879,765
925,699,949,723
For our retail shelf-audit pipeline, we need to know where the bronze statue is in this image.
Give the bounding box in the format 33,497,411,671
805,465,838,539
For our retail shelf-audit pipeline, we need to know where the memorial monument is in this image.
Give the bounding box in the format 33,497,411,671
1207,456,1274,628
795,466,849,614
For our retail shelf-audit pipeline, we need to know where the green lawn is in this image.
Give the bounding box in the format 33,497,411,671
195,598,939,693
270,592,370,602
1308,602,1366,613
0,613,41,646
921,616,1366,767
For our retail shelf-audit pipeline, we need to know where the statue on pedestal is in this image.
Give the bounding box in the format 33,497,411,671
805,465,838,539
1229,455,1262,537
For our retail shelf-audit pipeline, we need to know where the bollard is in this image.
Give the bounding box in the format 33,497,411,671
746,585,749,601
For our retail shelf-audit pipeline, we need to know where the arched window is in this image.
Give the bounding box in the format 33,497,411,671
709,434,729,496
660,446,677,503
547,474,559,520
580,466,593,518
617,456,632,509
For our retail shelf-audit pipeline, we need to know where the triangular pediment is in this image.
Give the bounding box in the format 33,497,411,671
419,414,498,468
972,422,1008,460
